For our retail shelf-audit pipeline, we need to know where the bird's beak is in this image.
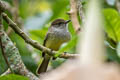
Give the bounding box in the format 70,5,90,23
65,20,71,24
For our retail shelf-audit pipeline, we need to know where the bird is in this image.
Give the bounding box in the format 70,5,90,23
36,19,71,74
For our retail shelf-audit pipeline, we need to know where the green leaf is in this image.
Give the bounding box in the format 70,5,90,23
50,0,69,20
103,8,120,42
59,36,78,52
0,74,29,80
22,56,37,74
55,35,78,57
51,58,65,68
0,50,7,75
29,29,47,39
29,29,48,44
106,46,120,63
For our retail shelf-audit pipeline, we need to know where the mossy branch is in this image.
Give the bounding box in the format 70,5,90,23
0,31,40,80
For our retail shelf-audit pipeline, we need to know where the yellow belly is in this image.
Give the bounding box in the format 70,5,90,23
45,39,63,51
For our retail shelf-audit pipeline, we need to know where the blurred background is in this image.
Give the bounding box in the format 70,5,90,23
0,0,120,76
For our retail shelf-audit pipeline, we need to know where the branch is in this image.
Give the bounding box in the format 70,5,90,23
115,0,120,13
6,0,21,35
67,0,81,33
0,2,3,30
2,13,78,59
0,30,40,80
59,52,78,59
0,1,13,75
0,0,23,36
0,1,13,14
1,69,11,76
0,33,13,72
77,0,85,23
0,9,12,70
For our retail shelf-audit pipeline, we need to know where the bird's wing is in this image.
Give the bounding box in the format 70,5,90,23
43,32,51,46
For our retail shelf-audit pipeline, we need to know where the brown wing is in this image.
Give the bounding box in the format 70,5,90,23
37,33,51,74
42,33,50,57
43,33,49,46
43,26,53,46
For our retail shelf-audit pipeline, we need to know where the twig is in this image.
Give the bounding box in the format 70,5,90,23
67,0,81,33
59,53,79,59
2,13,78,59
0,1,13,14
1,69,11,76
0,2,3,30
115,0,120,12
12,0,19,22
77,0,85,23
7,0,20,35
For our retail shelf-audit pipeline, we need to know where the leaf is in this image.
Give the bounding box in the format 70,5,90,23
29,29,47,40
103,8,120,42
22,56,37,74
0,50,7,75
106,46,120,63
59,35,78,53
51,58,65,68
50,0,69,20
0,74,29,80
55,35,78,57
29,29,48,44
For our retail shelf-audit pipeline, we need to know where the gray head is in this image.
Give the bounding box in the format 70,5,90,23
51,19,71,28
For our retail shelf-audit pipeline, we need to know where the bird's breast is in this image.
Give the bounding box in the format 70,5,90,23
45,28,71,50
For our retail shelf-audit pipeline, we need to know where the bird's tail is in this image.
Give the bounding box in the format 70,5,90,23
36,53,51,74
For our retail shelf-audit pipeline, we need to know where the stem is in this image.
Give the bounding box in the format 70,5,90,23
68,0,81,33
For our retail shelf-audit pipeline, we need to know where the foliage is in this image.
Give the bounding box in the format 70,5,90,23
0,74,28,80
1,0,120,78
0,0,74,75
103,8,120,61
103,8,120,42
